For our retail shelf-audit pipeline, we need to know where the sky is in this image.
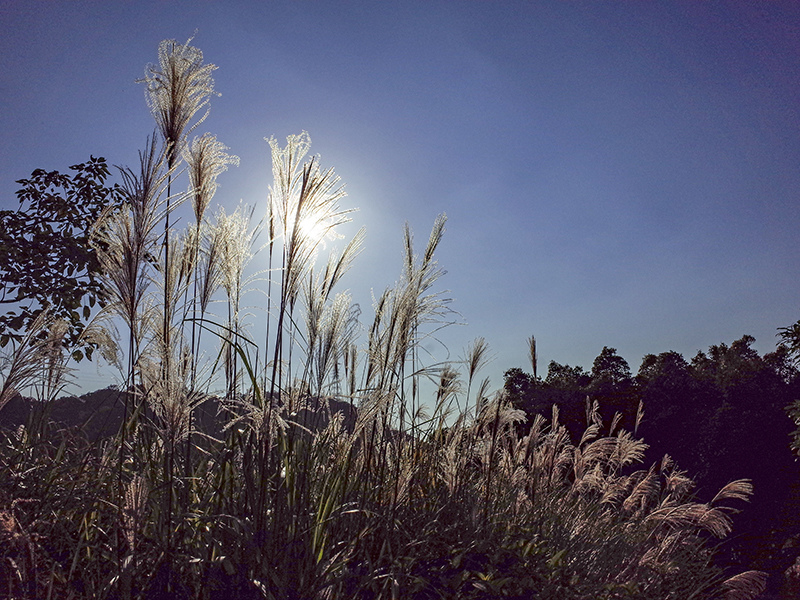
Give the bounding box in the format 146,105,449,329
1,1,800,395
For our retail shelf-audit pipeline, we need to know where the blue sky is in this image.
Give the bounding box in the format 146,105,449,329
2,1,799,393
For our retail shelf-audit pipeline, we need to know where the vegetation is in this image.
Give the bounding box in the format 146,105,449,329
0,37,780,599
505,337,800,594
779,319,800,454
0,157,124,353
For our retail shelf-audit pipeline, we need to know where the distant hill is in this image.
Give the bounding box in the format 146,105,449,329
0,388,358,442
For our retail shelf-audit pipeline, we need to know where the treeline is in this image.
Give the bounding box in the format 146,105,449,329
504,336,800,584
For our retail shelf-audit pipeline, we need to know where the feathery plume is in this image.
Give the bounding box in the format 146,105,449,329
184,133,239,225
527,334,538,379
140,37,217,165
719,571,768,600
712,479,754,505
0,310,62,410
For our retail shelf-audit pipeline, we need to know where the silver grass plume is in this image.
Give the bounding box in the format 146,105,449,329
463,337,490,414
610,429,648,470
634,398,644,435
0,310,66,409
712,479,754,505
302,231,364,394
436,365,461,406
621,465,660,517
465,337,490,388
79,319,121,371
663,467,695,501
365,215,450,396
267,132,354,310
217,204,258,317
184,133,239,225
197,220,226,317
216,204,258,397
474,376,491,414
141,37,216,390
184,134,238,391
92,137,171,370
38,318,71,402
153,229,195,368
266,133,355,404
719,571,768,600
139,341,201,445
309,292,360,397
527,335,537,379
141,37,217,165
122,474,149,551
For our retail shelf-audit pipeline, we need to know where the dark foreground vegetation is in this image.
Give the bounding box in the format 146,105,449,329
1,37,798,599
505,337,800,598
0,382,776,600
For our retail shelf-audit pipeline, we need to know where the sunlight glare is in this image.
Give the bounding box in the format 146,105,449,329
298,213,329,245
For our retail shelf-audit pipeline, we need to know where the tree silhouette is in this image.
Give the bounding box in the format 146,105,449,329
0,156,123,356
504,359,594,439
636,350,717,482
588,346,638,430
778,319,800,364
775,319,800,455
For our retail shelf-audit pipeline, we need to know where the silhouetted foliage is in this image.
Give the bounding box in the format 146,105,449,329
589,346,637,430
505,336,800,593
778,319,800,365
505,350,638,439
635,350,711,478
690,337,799,583
778,318,800,457
0,157,123,355
591,346,632,386
545,360,591,390
503,367,536,406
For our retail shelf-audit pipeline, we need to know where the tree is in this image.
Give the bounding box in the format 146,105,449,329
778,319,800,365
777,319,800,455
688,336,800,576
588,346,638,429
503,367,538,411
635,350,715,479
545,360,591,389
590,346,632,388
503,361,592,438
0,156,123,356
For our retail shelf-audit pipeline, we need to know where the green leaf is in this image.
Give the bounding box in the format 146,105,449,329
547,549,567,569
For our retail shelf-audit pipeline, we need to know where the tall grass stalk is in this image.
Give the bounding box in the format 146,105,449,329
141,37,217,410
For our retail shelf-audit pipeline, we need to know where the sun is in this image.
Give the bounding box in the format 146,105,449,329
297,214,328,245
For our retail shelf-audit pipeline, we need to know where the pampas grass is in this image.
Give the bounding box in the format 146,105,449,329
0,310,70,410
0,38,769,600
